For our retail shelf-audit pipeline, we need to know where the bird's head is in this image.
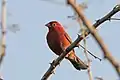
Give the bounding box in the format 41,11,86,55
45,21,61,29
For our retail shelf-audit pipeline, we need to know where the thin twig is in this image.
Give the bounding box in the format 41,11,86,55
77,17,102,61
80,16,93,80
109,18,120,20
0,0,6,67
83,39,93,80
79,44,102,61
95,77,103,80
41,3,120,80
68,0,120,76
79,4,120,41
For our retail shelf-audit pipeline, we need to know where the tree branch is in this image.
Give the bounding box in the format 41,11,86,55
68,0,120,77
79,44,102,61
82,29,93,80
41,3,120,80
78,12,93,80
0,0,6,67
79,4,120,41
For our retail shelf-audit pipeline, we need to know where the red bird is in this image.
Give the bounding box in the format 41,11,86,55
45,21,88,70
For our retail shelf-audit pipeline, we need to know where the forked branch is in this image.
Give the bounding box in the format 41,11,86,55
68,0,120,76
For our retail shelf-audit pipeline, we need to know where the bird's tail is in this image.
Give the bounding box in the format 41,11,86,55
66,54,88,70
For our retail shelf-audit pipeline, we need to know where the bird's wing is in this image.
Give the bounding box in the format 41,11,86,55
64,32,75,56
64,32,80,47
64,32,72,44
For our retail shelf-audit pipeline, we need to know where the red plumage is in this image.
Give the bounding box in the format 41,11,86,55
46,21,88,70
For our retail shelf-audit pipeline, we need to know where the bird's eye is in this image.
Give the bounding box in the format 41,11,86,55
52,23,56,27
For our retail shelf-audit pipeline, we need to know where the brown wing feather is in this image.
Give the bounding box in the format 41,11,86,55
64,32,76,54
64,32,80,48
64,32,72,44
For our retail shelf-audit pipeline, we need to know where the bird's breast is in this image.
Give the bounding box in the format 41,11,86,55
47,31,63,55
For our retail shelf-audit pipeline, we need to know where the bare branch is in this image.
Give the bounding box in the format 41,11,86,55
95,76,103,80
93,4,120,28
77,17,101,61
79,44,102,61
82,22,93,80
109,18,120,20
82,27,93,80
0,0,6,67
68,0,120,77
78,4,120,41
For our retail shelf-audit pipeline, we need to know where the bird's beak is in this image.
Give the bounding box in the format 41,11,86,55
45,24,48,27
45,23,49,27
